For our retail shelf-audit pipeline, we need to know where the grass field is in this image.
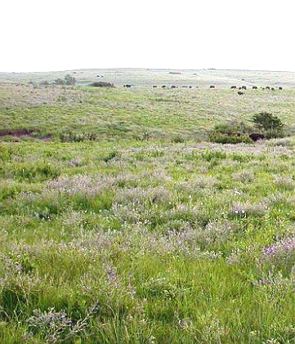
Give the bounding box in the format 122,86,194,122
0,70,295,343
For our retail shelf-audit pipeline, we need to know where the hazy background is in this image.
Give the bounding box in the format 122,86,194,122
1,0,294,72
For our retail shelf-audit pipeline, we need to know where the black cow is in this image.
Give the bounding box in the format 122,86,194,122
237,91,244,95
210,85,215,89
231,86,237,89
252,86,258,89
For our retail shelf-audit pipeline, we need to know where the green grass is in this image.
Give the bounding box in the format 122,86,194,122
0,81,295,343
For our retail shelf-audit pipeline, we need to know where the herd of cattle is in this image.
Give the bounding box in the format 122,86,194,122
123,84,284,94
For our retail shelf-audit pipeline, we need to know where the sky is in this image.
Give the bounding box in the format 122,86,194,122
1,0,295,72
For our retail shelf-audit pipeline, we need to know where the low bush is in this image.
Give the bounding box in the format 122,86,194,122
209,121,253,144
89,82,114,88
252,112,285,138
210,113,287,143
209,132,252,144
54,74,76,86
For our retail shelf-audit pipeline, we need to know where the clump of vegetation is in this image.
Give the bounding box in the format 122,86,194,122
54,74,76,86
1,82,295,343
59,131,97,142
209,121,252,144
252,112,284,138
89,81,114,88
210,113,286,143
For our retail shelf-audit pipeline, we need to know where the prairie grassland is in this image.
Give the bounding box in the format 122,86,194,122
1,84,295,142
0,82,295,343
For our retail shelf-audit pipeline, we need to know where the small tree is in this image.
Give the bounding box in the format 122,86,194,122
54,78,65,85
64,74,76,86
252,112,283,131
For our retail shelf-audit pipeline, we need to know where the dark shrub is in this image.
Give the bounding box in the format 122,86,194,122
54,78,65,85
39,80,50,86
64,74,76,86
89,82,114,88
54,75,76,86
252,112,284,138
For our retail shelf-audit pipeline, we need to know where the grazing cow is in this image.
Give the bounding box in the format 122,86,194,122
188,86,192,88
252,86,258,89
171,85,177,89
231,86,237,89
266,86,270,90
279,87,283,90
153,85,157,88
237,91,244,95
162,85,167,88
241,86,247,90
210,85,215,89
124,84,132,88
249,133,265,142
271,87,275,91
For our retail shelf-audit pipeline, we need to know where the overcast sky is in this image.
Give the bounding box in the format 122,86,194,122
1,0,294,72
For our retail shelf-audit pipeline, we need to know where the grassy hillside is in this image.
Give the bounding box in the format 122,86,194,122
0,76,295,343
1,83,295,142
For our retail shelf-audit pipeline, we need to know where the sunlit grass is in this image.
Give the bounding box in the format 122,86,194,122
0,83,295,343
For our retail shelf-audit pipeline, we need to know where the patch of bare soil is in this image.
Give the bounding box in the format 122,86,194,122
0,128,52,141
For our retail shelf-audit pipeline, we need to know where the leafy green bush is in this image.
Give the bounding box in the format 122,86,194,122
54,74,76,86
252,112,284,138
64,74,76,86
209,121,252,144
209,132,252,144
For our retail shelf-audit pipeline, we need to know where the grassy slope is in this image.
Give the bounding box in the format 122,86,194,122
1,84,295,141
0,80,295,343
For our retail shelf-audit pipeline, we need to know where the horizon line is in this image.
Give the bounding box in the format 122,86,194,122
1,67,295,74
